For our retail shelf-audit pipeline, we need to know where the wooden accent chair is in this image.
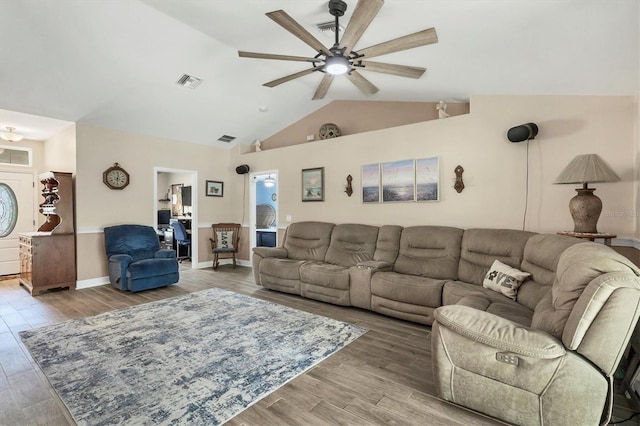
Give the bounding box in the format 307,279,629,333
210,223,241,269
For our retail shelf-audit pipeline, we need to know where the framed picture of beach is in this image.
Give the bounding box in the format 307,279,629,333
381,159,415,202
301,167,324,201
416,157,439,202
361,163,380,203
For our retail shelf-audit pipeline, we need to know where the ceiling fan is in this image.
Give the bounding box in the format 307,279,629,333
238,0,438,100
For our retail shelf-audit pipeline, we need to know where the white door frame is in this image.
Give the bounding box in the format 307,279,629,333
249,169,278,260
154,167,198,269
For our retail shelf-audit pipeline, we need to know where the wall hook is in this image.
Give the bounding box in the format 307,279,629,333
345,175,353,197
454,165,465,193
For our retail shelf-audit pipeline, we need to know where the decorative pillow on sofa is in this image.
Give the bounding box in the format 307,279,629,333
216,231,234,250
482,260,531,300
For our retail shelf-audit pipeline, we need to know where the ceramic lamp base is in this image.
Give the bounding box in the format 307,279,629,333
569,188,602,234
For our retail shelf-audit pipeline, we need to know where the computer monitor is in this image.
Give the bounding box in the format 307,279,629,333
157,209,171,227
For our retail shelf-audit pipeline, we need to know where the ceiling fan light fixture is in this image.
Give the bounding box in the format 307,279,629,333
0,126,24,142
325,55,350,75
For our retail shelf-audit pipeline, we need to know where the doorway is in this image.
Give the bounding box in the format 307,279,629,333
250,171,278,254
154,167,198,269
0,170,36,275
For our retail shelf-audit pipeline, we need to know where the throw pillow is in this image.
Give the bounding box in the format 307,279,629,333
216,231,234,250
482,260,531,300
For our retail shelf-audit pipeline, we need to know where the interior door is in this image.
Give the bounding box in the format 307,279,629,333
0,171,35,275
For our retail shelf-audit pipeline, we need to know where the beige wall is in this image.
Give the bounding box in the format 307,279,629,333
75,123,237,281
44,124,76,173
260,100,469,150
233,95,637,239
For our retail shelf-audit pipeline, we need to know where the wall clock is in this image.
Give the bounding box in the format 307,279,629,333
103,163,130,190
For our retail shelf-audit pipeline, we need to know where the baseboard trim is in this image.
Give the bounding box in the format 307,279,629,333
614,238,640,250
77,276,109,289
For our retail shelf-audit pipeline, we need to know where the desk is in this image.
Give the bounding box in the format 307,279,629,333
557,231,617,246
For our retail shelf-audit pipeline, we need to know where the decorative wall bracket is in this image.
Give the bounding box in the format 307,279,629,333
454,165,465,193
345,175,353,197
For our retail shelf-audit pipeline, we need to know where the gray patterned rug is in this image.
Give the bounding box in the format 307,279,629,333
20,288,367,425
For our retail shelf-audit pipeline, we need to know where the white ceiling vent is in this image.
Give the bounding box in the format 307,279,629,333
217,135,236,143
176,74,202,90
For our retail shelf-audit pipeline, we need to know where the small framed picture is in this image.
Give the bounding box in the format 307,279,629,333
206,180,223,197
361,163,380,203
416,157,439,202
301,167,324,202
381,159,415,202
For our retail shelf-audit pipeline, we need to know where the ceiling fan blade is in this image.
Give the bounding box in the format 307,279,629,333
347,71,379,95
266,10,332,57
357,28,438,59
358,60,426,79
263,66,323,88
339,0,384,55
239,51,319,63
312,75,334,100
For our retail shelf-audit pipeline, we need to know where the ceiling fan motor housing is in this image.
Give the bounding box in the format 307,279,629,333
329,0,347,17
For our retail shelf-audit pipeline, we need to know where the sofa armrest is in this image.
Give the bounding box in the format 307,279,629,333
155,249,177,259
356,260,393,272
252,247,288,258
108,254,133,290
434,305,565,358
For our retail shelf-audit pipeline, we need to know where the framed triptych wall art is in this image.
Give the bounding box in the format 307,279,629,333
360,157,440,203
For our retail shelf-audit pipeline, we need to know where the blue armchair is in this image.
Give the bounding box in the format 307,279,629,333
104,224,179,292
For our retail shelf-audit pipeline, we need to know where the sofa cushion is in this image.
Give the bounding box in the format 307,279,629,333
373,225,403,263
324,223,379,267
127,258,178,278
517,234,583,310
300,262,350,290
458,229,533,285
283,221,335,261
372,271,445,308
260,258,305,280
393,226,463,279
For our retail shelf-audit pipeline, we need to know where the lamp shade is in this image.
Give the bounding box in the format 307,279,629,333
554,154,620,185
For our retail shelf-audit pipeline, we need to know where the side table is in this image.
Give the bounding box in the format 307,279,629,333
557,231,617,246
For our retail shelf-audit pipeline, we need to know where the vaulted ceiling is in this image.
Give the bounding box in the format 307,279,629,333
0,0,638,147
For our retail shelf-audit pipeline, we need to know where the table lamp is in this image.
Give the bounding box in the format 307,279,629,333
554,154,620,233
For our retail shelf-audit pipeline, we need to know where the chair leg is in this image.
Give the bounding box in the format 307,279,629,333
232,254,236,269
213,253,219,270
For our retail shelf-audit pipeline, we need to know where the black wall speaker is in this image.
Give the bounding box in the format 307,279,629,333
507,123,539,143
235,164,250,175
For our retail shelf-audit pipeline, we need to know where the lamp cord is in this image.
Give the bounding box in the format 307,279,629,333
522,139,530,231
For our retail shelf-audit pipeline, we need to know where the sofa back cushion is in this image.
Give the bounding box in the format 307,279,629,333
532,243,640,342
325,224,379,267
517,234,584,310
374,225,403,264
458,229,533,285
284,222,335,261
393,226,464,279
104,224,160,262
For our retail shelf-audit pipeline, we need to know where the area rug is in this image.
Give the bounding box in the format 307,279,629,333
20,288,367,425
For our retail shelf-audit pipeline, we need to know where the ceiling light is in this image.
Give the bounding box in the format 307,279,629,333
264,175,276,188
325,55,350,76
0,127,24,142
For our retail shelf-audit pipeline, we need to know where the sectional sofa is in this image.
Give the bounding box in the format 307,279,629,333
252,221,640,426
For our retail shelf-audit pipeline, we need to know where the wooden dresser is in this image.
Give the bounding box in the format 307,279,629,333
19,171,76,296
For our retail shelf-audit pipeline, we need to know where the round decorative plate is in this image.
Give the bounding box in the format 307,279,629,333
0,183,18,237
319,123,341,140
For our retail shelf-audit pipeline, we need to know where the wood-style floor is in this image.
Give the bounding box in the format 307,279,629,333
0,265,638,426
